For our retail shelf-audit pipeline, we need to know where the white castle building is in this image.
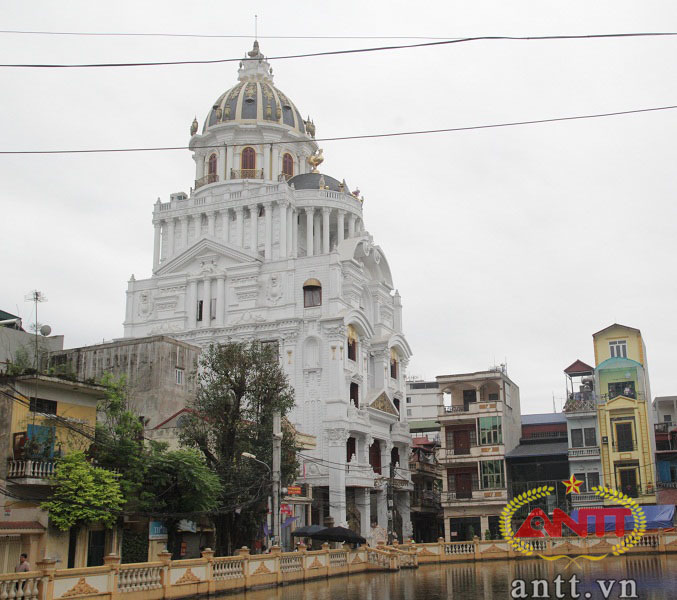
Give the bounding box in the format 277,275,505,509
123,42,413,540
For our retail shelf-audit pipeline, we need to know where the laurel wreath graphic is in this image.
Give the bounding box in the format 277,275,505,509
500,484,647,564
500,485,554,556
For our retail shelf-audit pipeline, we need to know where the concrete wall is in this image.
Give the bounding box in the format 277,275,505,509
45,337,200,428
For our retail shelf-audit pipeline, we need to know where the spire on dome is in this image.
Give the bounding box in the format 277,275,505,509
238,40,273,83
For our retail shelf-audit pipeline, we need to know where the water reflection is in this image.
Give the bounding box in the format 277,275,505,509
224,554,677,600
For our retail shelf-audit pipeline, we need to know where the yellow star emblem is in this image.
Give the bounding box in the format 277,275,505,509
562,475,583,494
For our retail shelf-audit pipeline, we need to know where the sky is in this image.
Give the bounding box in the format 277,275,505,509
1,1,676,414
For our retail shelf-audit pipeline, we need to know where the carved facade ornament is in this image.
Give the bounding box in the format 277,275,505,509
61,578,100,597
245,82,257,100
137,291,154,320
325,428,348,447
369,391,398,416
190,117,198,136
199,259,218,274
308,149,324,173
304,117,316,138
266,273,284,305
175,568,201,585
308,557,324,569
252,561,271,575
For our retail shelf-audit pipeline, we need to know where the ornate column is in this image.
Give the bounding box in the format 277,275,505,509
215,275,225,326
235,206,244,247
314,212,321,255
292,208,298,257
152,223,161,270
326,428,348,527
202,278,212,328
278,201,288,258
337,210,345,246
395,493,413,541
180,216,189,249
221,209,230,243
207,211,216,237
225,146,232,180
286,205,293,258
187,279,197,329
166,218,175,260
264,202,273,259
322,207,331,254
263,145,271,180
355,488,371,541
305,208,314,257
348,213,356,238
195,154,204,180
218,146,226,182
250,205,259,254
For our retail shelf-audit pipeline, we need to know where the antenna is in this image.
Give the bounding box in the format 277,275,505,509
254,14,258,40
24,290,47,427
24,290,47,370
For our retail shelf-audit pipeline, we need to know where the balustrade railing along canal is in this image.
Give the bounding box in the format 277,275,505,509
10,532,677,600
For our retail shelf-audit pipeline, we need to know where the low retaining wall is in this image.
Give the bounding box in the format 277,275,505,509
7,532,677,600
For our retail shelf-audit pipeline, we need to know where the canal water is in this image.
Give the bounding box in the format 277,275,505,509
228,554,677,599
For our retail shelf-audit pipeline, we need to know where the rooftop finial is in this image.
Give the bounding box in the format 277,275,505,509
248,40,262,59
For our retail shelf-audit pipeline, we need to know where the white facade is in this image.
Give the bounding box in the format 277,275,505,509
122,42,413,540
563,363,604,506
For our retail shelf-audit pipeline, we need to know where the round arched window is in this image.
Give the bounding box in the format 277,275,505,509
241,147,256,172
282,153,294,179
207,153,218,183
303,278,322,308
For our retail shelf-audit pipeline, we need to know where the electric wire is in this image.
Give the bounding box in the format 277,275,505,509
1,32,677,68
1,104,675,156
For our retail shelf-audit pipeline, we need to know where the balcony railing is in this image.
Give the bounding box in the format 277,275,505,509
658,481,677,489
571,492,602,504
412,490,441,507
230,168,264,180
195,173,219,189
568,447,600,458
564,394,597,413
7,458,55,481
655,422,675,433
522,431,567,440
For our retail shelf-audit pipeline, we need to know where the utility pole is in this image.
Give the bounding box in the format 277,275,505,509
272,411,282,547
387,461,395,544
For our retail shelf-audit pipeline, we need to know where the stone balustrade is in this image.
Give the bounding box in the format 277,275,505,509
11,532,677,600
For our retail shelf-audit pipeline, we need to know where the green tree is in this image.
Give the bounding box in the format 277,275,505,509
91,373,147,510
41,451,124,530
144,448,221,557
91,374,221,553
180,341,299,555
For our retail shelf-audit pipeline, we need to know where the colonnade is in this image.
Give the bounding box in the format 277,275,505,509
153,202,363,270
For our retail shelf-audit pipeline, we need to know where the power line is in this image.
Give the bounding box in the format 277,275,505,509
1,32,676,69
1,104,675,156
0,30,464,40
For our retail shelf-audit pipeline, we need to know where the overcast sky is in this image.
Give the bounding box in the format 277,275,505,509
2,1,676,414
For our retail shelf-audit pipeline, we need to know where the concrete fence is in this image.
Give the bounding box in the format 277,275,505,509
8,532,677,600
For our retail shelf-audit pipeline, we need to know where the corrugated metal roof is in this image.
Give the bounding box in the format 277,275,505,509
506,441,569,458
521,413,567,425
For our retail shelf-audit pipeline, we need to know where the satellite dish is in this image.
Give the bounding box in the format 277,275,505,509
39,324,52,337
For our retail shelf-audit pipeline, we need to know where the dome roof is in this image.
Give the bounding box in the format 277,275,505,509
202,41,307,136
287,172,347,192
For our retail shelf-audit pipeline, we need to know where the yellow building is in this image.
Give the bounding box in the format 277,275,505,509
592,324,657,504
0,374,108,572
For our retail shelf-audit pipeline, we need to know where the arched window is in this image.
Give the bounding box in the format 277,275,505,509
241,147,256,173
369,439,382,474
303,278,322,308
207,153,218,183
346,436,356,462
390,348,399,379
350,382,359,408
347,324,358,361
282,153,294,179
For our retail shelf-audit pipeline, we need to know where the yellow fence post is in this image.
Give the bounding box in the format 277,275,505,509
103,553,121,600
201,547,215,595
36,557,57,600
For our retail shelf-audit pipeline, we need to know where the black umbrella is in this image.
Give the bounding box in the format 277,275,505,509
309,526,366,544
291,525,326,537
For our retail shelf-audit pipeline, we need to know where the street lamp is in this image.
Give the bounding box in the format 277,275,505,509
241,452,278,547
